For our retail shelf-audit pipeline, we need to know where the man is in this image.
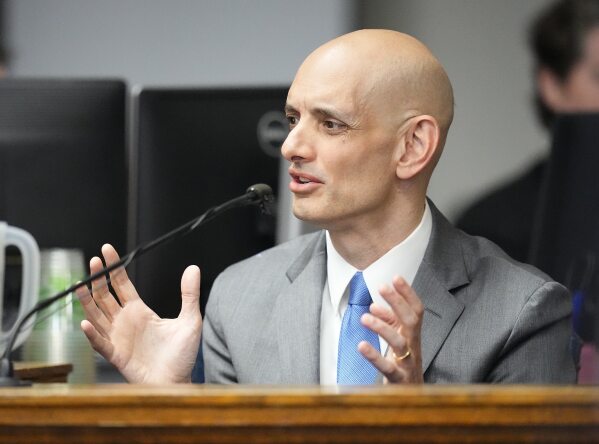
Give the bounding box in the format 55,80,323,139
79,29,576,384
457,0,599,263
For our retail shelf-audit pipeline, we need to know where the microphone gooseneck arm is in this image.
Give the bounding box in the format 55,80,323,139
0,184,274,385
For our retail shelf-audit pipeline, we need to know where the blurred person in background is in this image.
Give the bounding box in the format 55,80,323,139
456,0,599,263
457,0,599,383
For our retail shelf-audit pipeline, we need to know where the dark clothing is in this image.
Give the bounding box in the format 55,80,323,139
456,159,547,263
456,114,599,346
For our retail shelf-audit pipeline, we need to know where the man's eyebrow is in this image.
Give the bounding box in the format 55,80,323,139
312,106,351,122
285,103,352,121
284,104,297,114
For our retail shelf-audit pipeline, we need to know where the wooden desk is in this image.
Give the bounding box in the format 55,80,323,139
0,385,598,443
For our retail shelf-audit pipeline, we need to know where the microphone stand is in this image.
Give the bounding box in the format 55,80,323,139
0,184,274,386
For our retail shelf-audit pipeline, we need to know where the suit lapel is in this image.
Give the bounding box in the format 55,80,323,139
271,201,469,381
413,263,465,373
413,200,469,373
275,232,327,384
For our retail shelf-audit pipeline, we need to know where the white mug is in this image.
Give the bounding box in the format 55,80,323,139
0,222,40,355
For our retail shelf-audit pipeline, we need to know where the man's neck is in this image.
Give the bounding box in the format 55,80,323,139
327,199,426,270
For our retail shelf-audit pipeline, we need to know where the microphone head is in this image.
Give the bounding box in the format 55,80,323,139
246,183,273,199
246,183,275,215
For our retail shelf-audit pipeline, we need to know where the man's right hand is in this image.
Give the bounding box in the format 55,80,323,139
78,244,202,384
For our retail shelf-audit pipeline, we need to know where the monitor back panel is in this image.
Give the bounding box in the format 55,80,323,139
0,79,128,262
131,87,288,317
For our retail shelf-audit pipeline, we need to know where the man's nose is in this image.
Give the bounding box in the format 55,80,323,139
281,123,314,163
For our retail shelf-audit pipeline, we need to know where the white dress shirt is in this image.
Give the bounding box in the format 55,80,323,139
319,202,433,385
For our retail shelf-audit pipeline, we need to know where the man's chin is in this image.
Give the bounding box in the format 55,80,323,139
292,206,329,230
292,208,317,223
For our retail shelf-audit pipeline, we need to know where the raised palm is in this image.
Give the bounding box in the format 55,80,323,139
79,244,202,383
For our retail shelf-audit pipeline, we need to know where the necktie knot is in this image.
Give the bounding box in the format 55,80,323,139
348,272,372,306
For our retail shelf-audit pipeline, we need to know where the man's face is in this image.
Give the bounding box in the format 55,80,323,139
554,27,599,112
281,48,402,231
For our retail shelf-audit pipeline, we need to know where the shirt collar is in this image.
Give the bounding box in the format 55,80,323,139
325,201,432,314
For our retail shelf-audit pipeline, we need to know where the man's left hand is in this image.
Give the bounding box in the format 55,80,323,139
358,275,424,384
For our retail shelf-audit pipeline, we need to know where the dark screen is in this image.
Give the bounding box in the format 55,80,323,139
131,87,287,317
0,79,127,262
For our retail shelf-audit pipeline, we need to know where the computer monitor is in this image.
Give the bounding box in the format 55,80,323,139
0,78,128,262
130,87,288,317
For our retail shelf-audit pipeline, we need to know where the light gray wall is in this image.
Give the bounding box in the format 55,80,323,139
4,0,356,87
4,0,358,243
361,0,553,220
5,0,556,227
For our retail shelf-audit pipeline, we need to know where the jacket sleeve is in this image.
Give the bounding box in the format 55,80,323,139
487,281,577,383
201,272,238,384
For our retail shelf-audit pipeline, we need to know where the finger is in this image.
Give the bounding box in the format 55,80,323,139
89,256,121,320
101,244,140,304
392,276,425,317
81,319,115,361
369,303,396,325
358,341,406,383
379,283,419,332
179,265,202,322
361,312,407,352
75,283,111,338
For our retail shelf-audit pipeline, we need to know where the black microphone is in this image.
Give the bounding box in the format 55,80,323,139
246,183,275,214
0,184,274,386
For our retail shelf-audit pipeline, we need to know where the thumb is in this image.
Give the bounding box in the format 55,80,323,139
179,265,201,321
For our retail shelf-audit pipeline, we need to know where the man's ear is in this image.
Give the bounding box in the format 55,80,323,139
396,115,440,180
537,68,565,112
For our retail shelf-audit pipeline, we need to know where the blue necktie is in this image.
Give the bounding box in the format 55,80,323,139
337,271,380,384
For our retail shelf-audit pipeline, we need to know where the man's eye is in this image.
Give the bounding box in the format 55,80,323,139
286,115,298,126
324,120,345,130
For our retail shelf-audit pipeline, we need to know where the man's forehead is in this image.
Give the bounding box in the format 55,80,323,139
287,60,372,113
285,30,454,133
286,77,364,119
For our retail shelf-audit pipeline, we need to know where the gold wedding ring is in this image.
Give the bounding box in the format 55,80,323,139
393,349,411,363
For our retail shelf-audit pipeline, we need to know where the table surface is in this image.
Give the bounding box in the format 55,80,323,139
0,384,598,443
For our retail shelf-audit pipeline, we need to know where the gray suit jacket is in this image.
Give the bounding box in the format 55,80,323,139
202,202,576,384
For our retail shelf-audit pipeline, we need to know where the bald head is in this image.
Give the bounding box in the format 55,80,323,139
282,30,455,232
296,29,454,150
